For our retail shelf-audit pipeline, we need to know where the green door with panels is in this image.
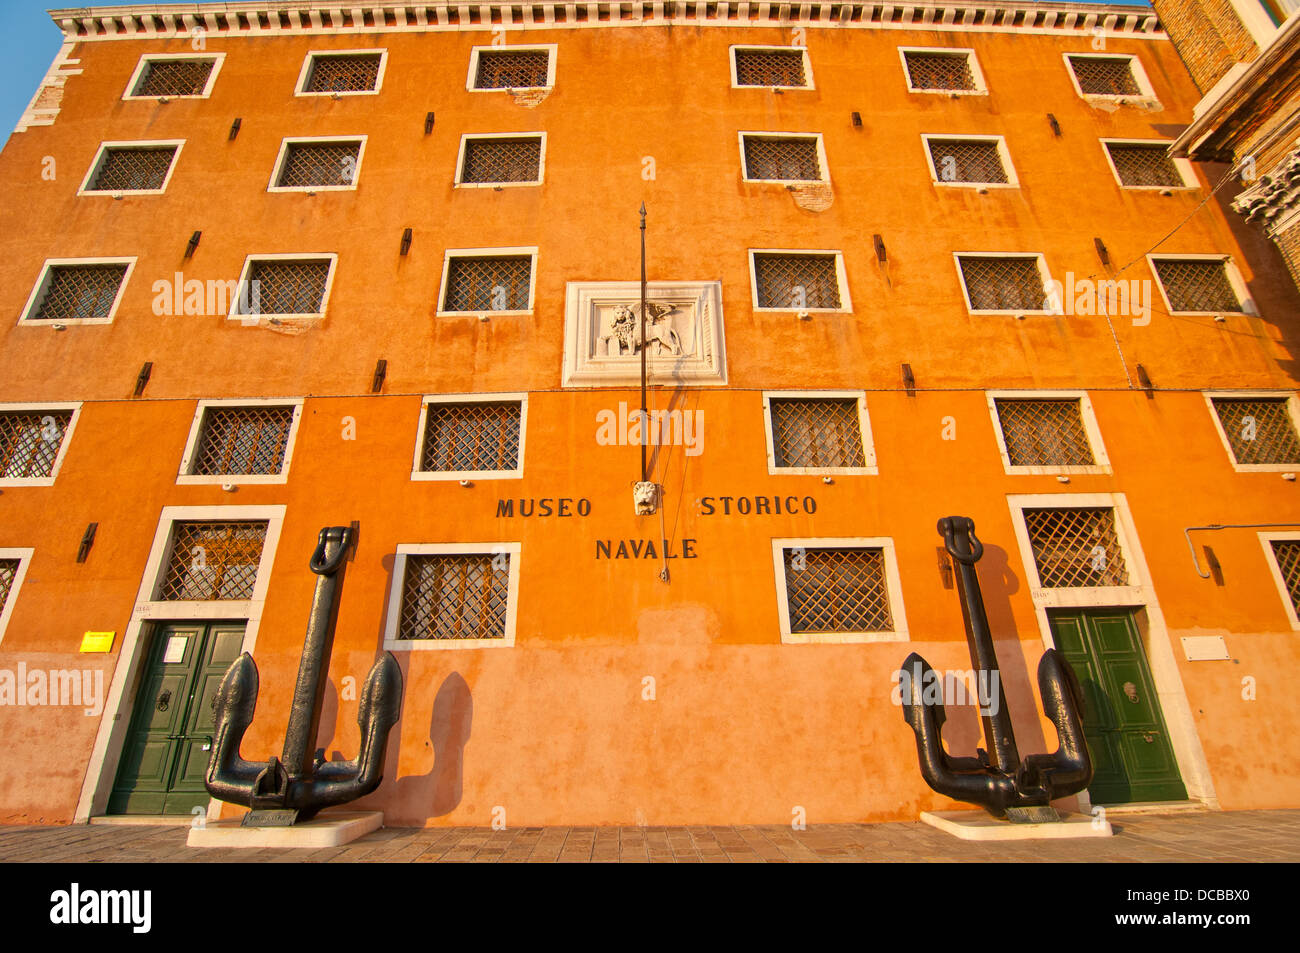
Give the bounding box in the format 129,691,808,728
108,621,246,815
1048,608,1186,804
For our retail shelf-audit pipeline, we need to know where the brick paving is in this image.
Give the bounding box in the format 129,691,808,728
1,809,1297,862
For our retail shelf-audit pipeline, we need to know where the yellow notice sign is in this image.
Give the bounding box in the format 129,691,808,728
80,631,116,653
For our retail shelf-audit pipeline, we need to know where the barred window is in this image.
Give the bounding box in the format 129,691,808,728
742,136,822,181
769,398,866,469
1068,55,1141,95
1152,259,1241,312
1023,507,1129,588
1211,398,1300,465
398,553,510,640
158,521,268,601
275,140,362,188
86,146,178,192
0,558,18,617
238,259,332,315
189,406,295,476
994,399,1096,467
132,58,216,97
302,53,382,93
27,263,129,322
1269,540,1300,618
442,255,533,312
904,51,977,91
1106,143,1184,188
783,547,894,634
459,137,542,184
473,50,550,89
958,256,1046,312
734,48,808,87
421,401,522,473
753,253,842,309
927,138,1009,184
0,410,72,479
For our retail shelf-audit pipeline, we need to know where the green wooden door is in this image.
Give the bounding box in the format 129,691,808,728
108,621,246,815
1048,608,1186,804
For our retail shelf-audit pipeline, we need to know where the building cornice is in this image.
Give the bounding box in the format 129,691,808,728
46,1,1164,42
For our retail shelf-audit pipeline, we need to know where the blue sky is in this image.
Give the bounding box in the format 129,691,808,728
0,0,1150,142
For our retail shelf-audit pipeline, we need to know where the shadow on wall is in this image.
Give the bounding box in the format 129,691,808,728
391,671,473,818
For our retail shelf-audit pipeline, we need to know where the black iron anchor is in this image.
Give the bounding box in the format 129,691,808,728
205,525,404,825
899,516,1092,819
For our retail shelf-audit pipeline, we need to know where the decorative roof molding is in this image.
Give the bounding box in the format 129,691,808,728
47,2,1164,42
1233,139,1300,236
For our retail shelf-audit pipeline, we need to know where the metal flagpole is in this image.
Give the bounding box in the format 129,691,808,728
639,202,647,483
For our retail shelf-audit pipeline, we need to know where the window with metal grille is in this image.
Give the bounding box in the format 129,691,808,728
158,521,267,601
1211,398,1300,465
0,558,18,618
783,547,894,633
132,58,215,96
927,138,1008,184
303,53,382,92
0,410,72,479
28,264,129,322
995,399,1095,467
190,406,295,476
87,146,178,192
1269,540,1300,618
742,136,821,181
421,401,522,473
460,137,542,184
1068,56,1140,95
1023,507,1129,587
1106,143,1183,187
398,553,510,640
769,398,866,469
474,50,550,89
239,259,331,315
753,254,841,309
904,51,977,91
958,256,1046,311
275,141,362,188
1152,259,1241,312
442,256,532,312
734,48,807,87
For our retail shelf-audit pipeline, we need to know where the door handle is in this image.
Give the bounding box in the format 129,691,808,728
156,689,172,712
1142,731,1159,743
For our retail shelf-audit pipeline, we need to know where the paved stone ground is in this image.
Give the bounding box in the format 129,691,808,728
1,809,1297,862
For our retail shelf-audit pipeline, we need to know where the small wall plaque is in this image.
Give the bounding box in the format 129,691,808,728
79,631,116,653
1181,635,1230,661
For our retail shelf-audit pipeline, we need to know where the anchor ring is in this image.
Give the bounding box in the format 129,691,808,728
309,527,351,575
939,517,984,564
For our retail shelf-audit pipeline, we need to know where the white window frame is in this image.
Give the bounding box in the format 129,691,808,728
453,132,547,188
898,46,988,95
411,393,528,481
18,257,137,327
77,140,185,196
748,248,852,314
729,44,815,90
1100,138,1198,191
986,391,1111,476
0,401,83,487
1147,253,1256,316
176,398,305,486
122,52,225,100
738,131,830,185
227,253,339,324
294,48,388,97
762,390,877,475
466,44,557,91
1062,52,1158,104
1203,390,1300,472
771,537,908,644
383,542,522,650
1260,531,1300,631
0,548,35,647
921,133,1019,189
953,252,1054,316
436,247,538,317
266,136,367,192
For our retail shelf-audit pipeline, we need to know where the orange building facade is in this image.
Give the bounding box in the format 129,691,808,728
1,1,1299,828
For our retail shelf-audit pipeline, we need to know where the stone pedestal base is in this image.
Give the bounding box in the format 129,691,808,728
921,809,1112,840
187,810,382,848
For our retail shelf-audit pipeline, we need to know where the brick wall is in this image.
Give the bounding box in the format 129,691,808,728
1153,0,1260,91
1274,218,1300,292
